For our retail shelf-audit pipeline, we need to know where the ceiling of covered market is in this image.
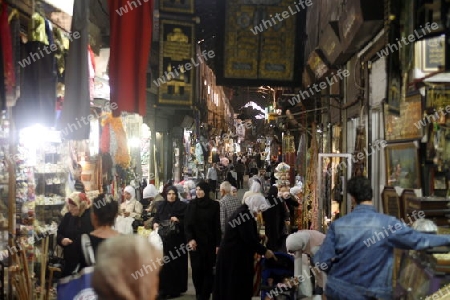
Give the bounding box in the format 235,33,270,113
44,0,288,117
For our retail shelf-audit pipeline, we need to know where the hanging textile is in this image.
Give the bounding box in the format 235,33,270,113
303,123,319,230
352,107,366,177
107,0,154,117
13,14,57,130
57,0,90,140
9,12,21,106
0,1,14,110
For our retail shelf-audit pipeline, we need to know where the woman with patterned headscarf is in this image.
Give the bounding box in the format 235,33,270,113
57,192,94,277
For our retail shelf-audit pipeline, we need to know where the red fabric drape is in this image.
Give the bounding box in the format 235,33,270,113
0,2,15,94
107,0,154,117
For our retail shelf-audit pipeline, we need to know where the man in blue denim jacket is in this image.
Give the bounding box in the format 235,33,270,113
313,176,450,300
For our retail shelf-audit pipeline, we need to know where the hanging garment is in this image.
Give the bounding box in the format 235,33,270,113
107,0,154,117
9,14,21,106
0,46,5,110
0,1,14,110
14,39,57,130
57,0,90,140
88,45,95,101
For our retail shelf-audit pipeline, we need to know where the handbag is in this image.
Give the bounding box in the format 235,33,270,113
158,220,179,239
47,243,65,282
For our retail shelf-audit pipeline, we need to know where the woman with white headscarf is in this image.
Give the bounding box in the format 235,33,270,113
120,185,143,220
213,187,275,300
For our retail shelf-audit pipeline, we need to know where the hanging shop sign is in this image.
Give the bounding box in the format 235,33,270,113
420,35,446,73
218,0,302,85
158,20,195,106
317,23,351,66
338,0,384,54
159,0,194,14
306,50,329,80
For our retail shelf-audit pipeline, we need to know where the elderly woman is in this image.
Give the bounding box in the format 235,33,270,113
92,235,163,300
213,189,275,300
120,185,143,220
152,186,188,298
57,192,94,277
185,181,221,300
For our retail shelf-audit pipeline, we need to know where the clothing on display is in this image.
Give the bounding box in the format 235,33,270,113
57,0,90,140
107,0,154,117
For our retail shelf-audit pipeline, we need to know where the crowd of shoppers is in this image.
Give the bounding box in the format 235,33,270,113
55,174,450,300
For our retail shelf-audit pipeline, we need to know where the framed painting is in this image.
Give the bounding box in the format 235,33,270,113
385,142,421,189
381,186,401,219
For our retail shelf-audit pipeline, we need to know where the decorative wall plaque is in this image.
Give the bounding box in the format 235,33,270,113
158,20,195,106
159,0,195,14
221,0,299,83
384,93,422,141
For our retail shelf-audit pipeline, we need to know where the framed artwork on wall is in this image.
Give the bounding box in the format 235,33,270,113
381,186,401,219
385,142,421,189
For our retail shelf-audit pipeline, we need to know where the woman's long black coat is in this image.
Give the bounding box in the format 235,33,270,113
153,199,188,295
184,196,221,298
263,193,288,251
213,205,266,300
57,209,94,277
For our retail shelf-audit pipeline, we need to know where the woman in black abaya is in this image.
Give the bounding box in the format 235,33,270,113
213,191,275,300
185,181,221,300
153,186,188,298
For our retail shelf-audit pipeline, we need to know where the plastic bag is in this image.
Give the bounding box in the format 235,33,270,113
57,267,97,300
148,229,163,251
114,215,134,234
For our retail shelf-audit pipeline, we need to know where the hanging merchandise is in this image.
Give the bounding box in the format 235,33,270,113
107,0,154,117
102,114,131,168
100,122,111,154
352,107,366,177
14,13,57,131
56,0,90,140
274,162,291,186
282,131,296,186
303,123,319,230
0,0,14,109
